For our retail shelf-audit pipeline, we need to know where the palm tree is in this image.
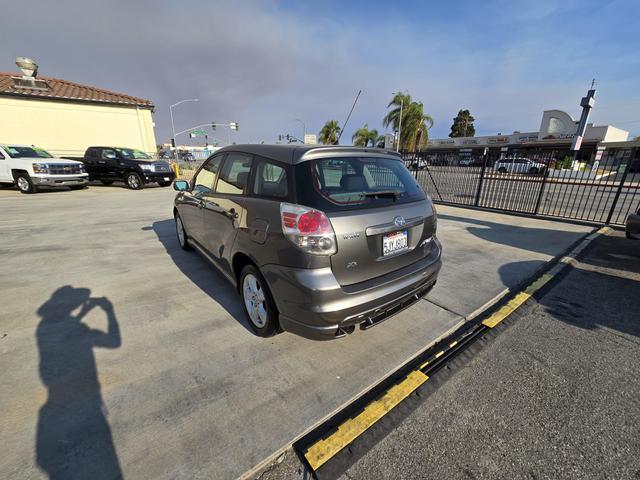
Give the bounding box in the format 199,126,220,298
352,124,379,147
319,120,341,145
383,92,434,151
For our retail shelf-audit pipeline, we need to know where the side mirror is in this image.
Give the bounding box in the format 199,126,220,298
173,180,189,191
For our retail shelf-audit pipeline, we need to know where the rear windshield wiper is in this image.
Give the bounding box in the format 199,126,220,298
360,190,402,199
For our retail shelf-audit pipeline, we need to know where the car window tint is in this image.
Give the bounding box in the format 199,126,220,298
193,156,222,194
217,153,252,195
296,156,424,211
252,159,288,198
102,149,116,160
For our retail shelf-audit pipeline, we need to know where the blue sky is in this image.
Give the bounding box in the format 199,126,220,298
2,0,639,145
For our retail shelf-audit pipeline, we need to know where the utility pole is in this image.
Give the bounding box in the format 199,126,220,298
397,97,404,151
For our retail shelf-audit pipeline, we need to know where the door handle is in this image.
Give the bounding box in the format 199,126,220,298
226,208,239,219
98,160,106,164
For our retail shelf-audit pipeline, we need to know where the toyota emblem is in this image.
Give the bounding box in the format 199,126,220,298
393,216,406,227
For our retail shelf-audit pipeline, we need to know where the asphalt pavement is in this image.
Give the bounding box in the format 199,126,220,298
335,229,640,480
0,185,594,479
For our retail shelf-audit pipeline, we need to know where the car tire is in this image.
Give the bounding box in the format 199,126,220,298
15,173,36,194
174,212,192,251
125,172,143,190
498,167,507,173
158,181,171,187
240,264,280,337
100,180,114,186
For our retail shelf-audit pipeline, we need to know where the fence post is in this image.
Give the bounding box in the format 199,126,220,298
533,165,550,215
474,151,489,206
605,158,632,224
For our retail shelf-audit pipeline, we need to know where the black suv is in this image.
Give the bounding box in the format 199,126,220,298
82,147,175,189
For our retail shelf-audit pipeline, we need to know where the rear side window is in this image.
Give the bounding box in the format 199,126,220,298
295,156,425,212
252,159,288,199
217,153,252,195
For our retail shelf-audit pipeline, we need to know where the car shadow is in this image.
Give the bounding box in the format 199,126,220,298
438,212,589,257
147,219,254,334
35,286,123,479
498,232,640,338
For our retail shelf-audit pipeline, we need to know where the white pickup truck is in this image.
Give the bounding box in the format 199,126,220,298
0,144,88,193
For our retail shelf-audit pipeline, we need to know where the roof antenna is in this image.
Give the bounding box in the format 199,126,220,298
336,90,362,144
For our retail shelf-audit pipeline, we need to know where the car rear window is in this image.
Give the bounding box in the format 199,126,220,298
295,156,425,211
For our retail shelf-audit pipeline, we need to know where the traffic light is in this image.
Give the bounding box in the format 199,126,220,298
211,122,216,131
230,122,239,131
171,138,176,148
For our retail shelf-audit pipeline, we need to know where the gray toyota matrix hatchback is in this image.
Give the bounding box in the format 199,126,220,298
172,145,441,339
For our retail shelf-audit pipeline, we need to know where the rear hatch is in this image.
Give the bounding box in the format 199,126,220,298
295,154,437,286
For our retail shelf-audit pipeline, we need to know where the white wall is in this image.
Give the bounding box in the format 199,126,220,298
0,96,157,157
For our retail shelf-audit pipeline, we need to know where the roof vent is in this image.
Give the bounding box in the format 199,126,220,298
13,56,49,91
16,57,38,78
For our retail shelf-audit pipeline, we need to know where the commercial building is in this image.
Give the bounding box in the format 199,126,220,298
426,109,631,166
0,58,157,157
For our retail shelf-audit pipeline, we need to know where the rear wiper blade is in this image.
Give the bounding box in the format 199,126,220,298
360,190,401,199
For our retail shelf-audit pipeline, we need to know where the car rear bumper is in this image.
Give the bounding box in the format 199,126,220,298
262,237,442,340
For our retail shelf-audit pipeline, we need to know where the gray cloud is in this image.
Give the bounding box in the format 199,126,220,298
2,0,639,145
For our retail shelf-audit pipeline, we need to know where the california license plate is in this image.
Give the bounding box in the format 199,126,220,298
383,230,408,256
163,177,170,181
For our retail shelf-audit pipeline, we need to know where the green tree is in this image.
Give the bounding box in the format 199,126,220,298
319,120,341,145
352,124,379,147
449,109,476,137
383,92,434,151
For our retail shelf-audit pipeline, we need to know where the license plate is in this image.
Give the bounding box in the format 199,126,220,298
163,177,170,181
383,230,408,256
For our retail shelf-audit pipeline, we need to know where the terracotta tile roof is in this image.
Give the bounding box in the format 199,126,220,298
0,72,154,109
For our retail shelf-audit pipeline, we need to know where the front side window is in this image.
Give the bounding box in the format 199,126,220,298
217,153,253,195
252,159,288,198
116,148,151,160
295,156,425,211
193,155,223,194
2,145,53,159
102,149,117,160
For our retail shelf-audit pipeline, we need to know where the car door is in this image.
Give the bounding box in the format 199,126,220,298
180,154,224,246
99,148,120,178
202,152,253,271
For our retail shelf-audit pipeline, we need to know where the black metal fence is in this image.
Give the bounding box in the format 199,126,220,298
402,146,640,225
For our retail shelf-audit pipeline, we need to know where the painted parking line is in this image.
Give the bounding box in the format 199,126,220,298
300,226,611,476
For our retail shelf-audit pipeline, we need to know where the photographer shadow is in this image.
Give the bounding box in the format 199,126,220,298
35,286,122,480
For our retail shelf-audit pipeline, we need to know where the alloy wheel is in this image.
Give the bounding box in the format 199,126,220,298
243,274,268,328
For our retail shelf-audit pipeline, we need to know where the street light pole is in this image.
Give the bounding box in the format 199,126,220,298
169,98,198,160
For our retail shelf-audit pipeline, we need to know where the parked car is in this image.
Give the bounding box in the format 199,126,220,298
494,157,545,174
407,158,428,170
172,145,442,339
81,147,175,189
459,158,483,167
626,206,640,240
0,144,88,193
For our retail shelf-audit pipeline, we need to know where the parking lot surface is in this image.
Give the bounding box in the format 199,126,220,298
0,186,592,479
338,230,640,480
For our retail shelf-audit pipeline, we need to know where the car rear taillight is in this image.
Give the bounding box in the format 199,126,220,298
280,203,337,255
